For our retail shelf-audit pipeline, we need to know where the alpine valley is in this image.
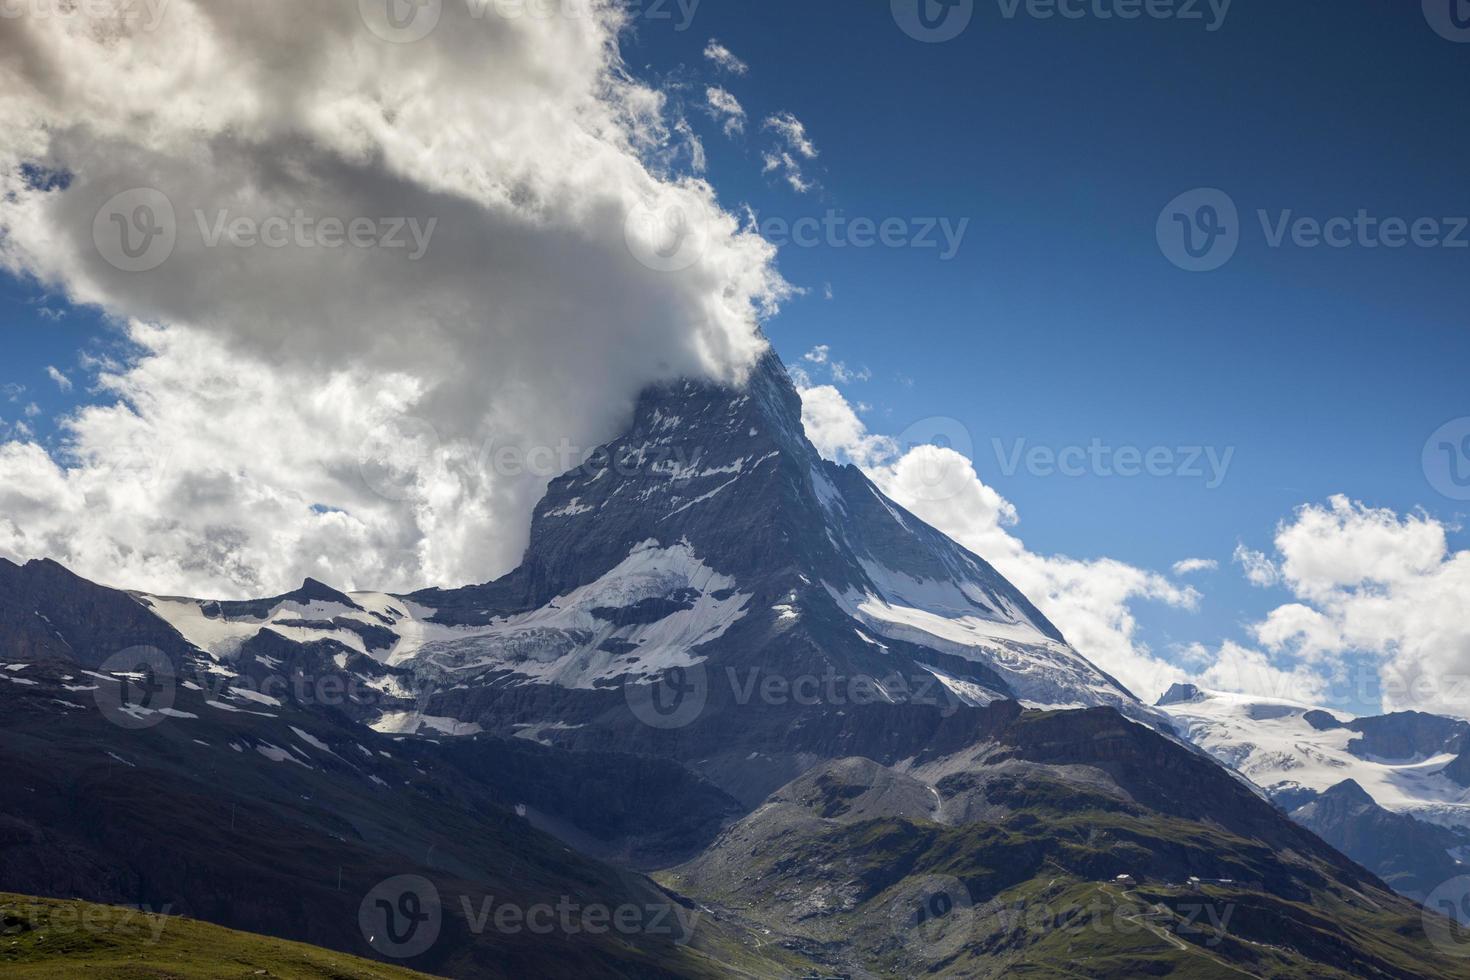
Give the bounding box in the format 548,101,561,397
1,352,1465,977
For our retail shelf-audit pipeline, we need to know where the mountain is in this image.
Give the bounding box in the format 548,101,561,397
1156,687,1470,829
1,350,1463,976
665,706,1464,977
1157,686,1470,921
0,562,807,978
140,351,1163,806
1292,780,1468,913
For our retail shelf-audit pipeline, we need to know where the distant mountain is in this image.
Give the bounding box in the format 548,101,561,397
1157,686,1470,921
1292,780,1468,915
1156,687,1470,830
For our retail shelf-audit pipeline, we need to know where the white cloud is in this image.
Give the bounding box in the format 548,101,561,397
761,112,819,193
764,112,819,158
703,39,748,75
46,366,72,392
803,345,830,365
1245,496,1470,717
0,2,788,597
797,382,1197,700
23,403,41,418
1171,557,1217,575
705,85,746,138
1233,543,1280,587
1197,641,1329,705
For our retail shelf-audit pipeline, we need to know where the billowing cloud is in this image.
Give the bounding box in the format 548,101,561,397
0,1,788,597
1248,496,1470,717
798,382,1197,700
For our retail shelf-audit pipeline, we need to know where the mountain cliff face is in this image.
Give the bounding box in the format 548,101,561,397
130,352,1161,805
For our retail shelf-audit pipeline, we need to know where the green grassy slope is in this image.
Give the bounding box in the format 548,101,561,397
0,892,439,979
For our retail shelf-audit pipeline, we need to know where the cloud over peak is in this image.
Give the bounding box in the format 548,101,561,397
0,1,788,596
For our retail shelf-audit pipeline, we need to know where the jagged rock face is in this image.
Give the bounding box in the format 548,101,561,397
0,558,196,670
1293,780,1470,911
392,353,1149,747
1344,712,1470,763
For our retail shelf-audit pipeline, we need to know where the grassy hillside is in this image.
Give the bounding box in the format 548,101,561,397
0,892,439,979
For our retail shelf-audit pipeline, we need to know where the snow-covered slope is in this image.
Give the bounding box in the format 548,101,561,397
1158,685,1470,830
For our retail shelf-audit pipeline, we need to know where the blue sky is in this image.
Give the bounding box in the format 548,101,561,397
2,0,1467,713
616,0,1470,709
